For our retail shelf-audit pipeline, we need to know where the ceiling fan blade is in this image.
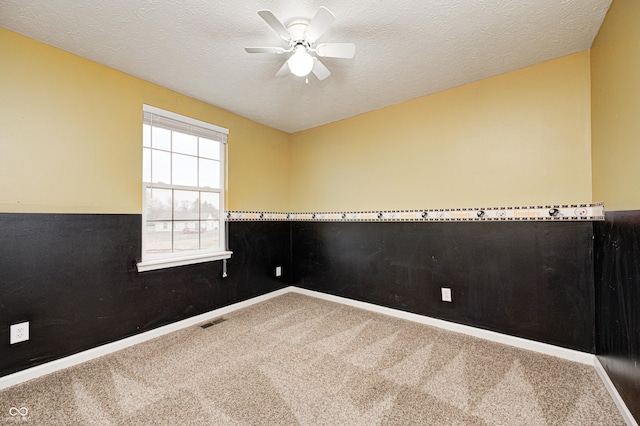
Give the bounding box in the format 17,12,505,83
275,60,290,77
315,43,356,59
257,10,291,41
245,47,286,54
311,58,331,81
304,7,335,43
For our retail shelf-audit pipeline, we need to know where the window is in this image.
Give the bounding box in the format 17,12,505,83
137,105,232,272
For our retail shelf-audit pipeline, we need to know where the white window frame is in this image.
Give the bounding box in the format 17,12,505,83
137,105,232,272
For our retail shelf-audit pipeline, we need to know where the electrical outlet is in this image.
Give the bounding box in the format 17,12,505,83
275,266,282,277
441,288,452,302
10,321,29,344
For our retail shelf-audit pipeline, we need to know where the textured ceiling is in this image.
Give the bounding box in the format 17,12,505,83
1,0,611,133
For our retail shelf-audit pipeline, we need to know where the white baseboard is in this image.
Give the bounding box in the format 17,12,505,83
291,288,595,364
0,287,292,391
594,356,638,426
1,285,635,426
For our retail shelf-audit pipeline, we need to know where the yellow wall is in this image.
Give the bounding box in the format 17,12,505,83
0,28,290,214
1,27,598,215
290,52,592,212
591,0,640,211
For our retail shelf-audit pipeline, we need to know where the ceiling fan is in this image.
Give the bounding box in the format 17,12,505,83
245,7,356,81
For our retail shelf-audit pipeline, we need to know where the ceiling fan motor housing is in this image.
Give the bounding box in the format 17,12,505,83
287,21,311,49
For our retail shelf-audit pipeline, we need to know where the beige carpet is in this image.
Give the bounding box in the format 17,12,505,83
0,293,624,425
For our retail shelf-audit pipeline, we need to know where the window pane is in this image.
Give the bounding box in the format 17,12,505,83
174,190,199,220
143,124,151,148
172,153,198,187
200,192,220,220
152,126,171,150
143,148,151,183
199,138,220,160
173,131,197,155
174,221,200,251
199,158,220,189
152,150,171,184
200,220,220,249
145,221,173,254
145,188,172,220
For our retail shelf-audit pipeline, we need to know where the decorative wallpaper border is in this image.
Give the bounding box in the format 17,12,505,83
227,202,605,222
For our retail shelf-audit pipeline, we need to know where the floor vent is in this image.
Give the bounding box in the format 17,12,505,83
200,318,226,329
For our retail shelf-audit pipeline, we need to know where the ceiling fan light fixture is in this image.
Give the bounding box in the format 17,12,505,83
288,46,314,77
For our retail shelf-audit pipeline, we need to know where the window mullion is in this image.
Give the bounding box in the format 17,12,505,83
145,182,216,192
171,188,175,253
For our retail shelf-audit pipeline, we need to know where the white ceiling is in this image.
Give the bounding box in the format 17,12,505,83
1,0,611,133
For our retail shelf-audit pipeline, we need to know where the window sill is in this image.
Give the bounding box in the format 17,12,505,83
137,251,233,272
